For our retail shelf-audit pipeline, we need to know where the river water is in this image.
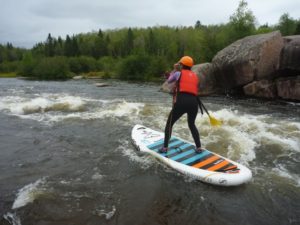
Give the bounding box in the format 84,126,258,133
0,78,299,225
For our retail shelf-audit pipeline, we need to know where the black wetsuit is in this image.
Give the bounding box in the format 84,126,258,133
163,92,201,148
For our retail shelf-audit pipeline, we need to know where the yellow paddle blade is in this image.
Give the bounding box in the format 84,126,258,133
209,115,222,126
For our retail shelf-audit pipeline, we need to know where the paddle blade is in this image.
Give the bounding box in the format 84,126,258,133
209,115,222,126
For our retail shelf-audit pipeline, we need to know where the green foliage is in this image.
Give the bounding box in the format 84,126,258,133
2,0,299,81
19,52,36,75
256,24,274,34
0,61,20,73
32,57,69,80
98,56,117,77
68,56,99,73
228,0,256,41
118,55,151,80
277,13,297,36
0,43,26,63
295,21,300,35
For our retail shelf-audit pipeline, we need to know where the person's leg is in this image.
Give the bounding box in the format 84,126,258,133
163,106,185,148
187,102,201,149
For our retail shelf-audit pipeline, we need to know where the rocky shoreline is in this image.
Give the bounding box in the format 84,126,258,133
192,31,300,102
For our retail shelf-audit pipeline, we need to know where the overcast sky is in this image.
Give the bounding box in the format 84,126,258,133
1,0,299,48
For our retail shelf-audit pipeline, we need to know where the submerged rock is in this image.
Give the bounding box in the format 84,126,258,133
95,82,110,87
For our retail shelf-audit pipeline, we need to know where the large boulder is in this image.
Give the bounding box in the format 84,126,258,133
276,76,300,101
280,35,300,75
243,80,277,99
212,31,284,90
192,63,216,95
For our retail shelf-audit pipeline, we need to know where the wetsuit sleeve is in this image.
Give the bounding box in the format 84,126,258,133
167,71,181,84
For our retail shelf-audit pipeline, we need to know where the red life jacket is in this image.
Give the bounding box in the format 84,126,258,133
179,69,199,96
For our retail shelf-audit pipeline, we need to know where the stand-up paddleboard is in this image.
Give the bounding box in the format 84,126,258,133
131,125,252,186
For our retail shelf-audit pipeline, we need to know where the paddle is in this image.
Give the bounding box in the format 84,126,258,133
197,97,222,126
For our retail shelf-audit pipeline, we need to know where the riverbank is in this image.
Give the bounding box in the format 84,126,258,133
0,72,17,78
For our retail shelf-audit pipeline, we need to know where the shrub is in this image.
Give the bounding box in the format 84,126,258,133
68,56,98,73
33,56,70,79
117,54,152,80
0,61,20,73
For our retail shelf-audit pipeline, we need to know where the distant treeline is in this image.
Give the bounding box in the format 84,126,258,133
1,0,300,80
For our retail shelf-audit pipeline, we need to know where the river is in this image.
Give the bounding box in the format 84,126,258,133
0,78,299,225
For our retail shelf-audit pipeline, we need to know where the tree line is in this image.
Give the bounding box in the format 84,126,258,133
0,0,300,80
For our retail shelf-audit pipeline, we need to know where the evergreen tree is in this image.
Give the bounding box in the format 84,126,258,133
195,20,204,29
54,36,64,56
45,33,55,57
125,28,134,55
93,29,107,58
64,35,73,57
72,36,79,56
146,29,157,55
295,20,300,35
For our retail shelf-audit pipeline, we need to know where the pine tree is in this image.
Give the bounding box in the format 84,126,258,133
45,33,54,57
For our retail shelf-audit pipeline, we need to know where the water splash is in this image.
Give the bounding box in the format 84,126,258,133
117,140,155,170
12,178,46,209
0,95,86,115
95,205,116,220
3,212,21,225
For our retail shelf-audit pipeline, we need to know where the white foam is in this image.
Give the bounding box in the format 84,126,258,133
91,172,104,180
272,164,300,187
118,140,154,169
205,108,300,161
3,212,21,225
0,95,86,115
95,205,116,220
96,100,144,118
12,178,46,209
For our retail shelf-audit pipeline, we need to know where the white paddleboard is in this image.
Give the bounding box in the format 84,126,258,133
131,125,252,186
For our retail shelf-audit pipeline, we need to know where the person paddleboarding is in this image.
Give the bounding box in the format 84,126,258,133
160,56,204,154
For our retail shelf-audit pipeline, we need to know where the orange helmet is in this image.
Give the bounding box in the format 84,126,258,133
179,56,194,67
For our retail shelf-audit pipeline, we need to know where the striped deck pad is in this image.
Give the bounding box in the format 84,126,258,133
147,137,238,172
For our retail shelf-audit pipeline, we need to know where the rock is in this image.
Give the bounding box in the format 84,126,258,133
95,82,109,87
276,76,300,101
159,63,216,95
160,80,175,94
73,75,83,80
192,63,217,95
243,80,277,99
280,35,300,75
212,31,284,90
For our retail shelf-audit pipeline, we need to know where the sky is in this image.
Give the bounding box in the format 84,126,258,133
1,0,299,48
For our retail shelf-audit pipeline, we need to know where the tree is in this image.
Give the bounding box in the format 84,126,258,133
229,0,256,41
64,35,79,57
277,13,297,36
93,29,107,59
195,20,205,29
19,52,35,75
45,33,54,57
125,28,134,55
256,23,273,34
54,36,64,56
64,35,73,57
146,29,157,55
295,20,300,35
